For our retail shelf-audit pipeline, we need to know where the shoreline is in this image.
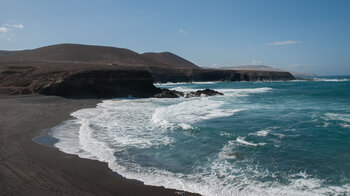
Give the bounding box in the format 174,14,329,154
0,95,199,196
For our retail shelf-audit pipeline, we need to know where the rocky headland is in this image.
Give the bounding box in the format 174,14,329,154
0,43,295,98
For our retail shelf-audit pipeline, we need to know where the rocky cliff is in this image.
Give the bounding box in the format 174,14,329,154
145,67,295,83
0,62,161,98
0,44,295,98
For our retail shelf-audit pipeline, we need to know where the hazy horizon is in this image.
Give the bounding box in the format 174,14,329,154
1,0,349,75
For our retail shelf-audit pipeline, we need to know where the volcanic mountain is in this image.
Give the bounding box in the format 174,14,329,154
0,50,18,59
141,52,199,69
0,43,199,69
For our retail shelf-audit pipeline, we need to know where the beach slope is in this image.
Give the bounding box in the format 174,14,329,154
0,95,198,196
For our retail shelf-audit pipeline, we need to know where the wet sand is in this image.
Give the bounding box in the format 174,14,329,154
0,95,199,196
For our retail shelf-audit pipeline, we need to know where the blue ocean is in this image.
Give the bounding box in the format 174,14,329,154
50,76,350,195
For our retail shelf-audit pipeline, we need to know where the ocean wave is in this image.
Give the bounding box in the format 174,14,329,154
236,136,266,146
218,87,273,94
155,81,218,86
169,86,198,92
154,82,190,86
49,119,97,160
249,129,270,137
51,107,350,196
313,78,350,82
192,81,218,84
341,123,350,128
325,113,350,123
151,97,245,130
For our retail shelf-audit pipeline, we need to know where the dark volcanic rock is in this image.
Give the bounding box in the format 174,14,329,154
38,70,161,98
185,89,223,98
154,89,184,98
154,88,223,98
147,67,296,83
0,62,161,99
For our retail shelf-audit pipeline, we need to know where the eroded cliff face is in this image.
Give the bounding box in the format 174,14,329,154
147,68,296,83
38,70,161,98
0,62,161,98
0,61,295,99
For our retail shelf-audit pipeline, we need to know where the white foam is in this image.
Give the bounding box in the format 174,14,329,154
220,131,235,138
249,129,270,137
218,87,273,93
169,86,198,92
216,87,273,98
206,140,350,196
178,123,193,130
341,123,350,128
50,119,97,159
325,113,350,123
154,82,190,86
273,133,286,138
236,137,265,146
192,81,217,84
313,78,350,82
151,97,244,130
52,116,350,196
155,81,218,86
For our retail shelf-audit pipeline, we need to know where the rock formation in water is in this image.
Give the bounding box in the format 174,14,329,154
154,89,185,98
154,88,223,98
185,89,223,98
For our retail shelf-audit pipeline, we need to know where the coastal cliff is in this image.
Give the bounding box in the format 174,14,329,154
0,43,295,98
146,67,295,83
0,62,160,98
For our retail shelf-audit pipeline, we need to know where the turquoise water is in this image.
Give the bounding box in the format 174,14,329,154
50,76,350,195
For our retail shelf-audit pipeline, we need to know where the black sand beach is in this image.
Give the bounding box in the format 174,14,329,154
0,95,199,196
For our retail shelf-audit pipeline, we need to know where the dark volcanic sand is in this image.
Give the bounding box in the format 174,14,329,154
0,95,199,196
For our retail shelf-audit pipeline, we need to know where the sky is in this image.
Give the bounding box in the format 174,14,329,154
0,0,349,75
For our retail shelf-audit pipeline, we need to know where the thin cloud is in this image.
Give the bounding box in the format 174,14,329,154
13,24,24,29
0,22,24,40
252,60,263,65
266,40,302,46
3,23,24,29
179,29,188,34
0,27,9,32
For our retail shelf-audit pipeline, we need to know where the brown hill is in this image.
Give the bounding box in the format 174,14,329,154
221,65,315,77
0,50,18,59
141,52,199,69
0,43,171,68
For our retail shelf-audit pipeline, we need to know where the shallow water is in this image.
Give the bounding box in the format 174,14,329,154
50,76,350,196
